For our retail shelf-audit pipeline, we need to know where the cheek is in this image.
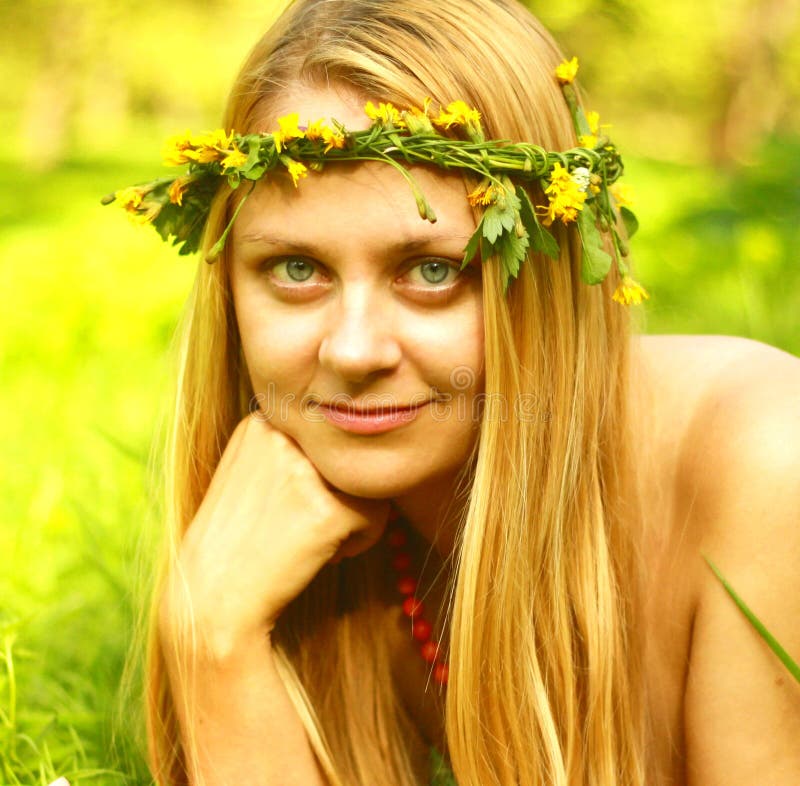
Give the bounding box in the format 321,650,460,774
406,303,484,392
234,293,321,390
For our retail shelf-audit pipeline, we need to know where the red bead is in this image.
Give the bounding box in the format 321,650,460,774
387,528,407,548
412,619,432,642
402,596,424,617
388,523,449,689
396,575,417,595
420,639,439,662
387,507,401,522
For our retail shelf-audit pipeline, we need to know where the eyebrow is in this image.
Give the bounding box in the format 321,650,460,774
237,232,473,254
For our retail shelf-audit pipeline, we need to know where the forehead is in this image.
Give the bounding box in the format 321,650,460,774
235,163,474,244
255,82,374,134
235,85,477,253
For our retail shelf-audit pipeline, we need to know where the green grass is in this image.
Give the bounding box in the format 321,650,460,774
1,136,798,784
1,156,182,785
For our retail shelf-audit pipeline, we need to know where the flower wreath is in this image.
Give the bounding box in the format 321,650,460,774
103,57,647,305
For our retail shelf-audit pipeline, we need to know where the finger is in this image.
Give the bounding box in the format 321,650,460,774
335,522,388,559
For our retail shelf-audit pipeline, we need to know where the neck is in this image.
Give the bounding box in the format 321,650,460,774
390,471,467,559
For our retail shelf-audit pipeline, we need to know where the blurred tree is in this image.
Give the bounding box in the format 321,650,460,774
529,0,800,163
709,0,800,164
4,0,799,168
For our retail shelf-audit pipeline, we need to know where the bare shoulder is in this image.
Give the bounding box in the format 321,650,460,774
658,334,800,535
639,335,800,784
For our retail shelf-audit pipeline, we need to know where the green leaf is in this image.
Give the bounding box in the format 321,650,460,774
704,555,800,684
462,221,484,270
482,202,516,244
620,206,639,239
242,137,263,173
243,163,267,181
496,228,529,293
480,235,495,263
562,84,592,138
577,206,613,285
516,185,559,260
430,747,458,786
612,227,630,258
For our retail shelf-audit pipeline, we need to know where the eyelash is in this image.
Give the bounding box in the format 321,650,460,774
264,256,467,293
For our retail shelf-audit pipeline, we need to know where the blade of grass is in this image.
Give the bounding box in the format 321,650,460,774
703,554,800,684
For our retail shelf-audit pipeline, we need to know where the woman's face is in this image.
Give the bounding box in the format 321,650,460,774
230,85,485,500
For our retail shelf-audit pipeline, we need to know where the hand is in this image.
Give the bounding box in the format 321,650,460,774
159,413,390,658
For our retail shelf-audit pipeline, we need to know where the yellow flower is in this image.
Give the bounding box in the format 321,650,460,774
221,145,248,169
555,56,579,85
130,201,162,225
162,129,235,165
115,186,144,211
403,105,435,135
303,119,346,152
321,126,346,152
162,131,198,166
364,101,405,128
304,119,327,141
612,276,649,306
199,129,234,147
168,177,190,206
285,159,308,187
537,162,588,226
467,181,501,206
434,100,482,131
610,182,635,208
274,113,306,153
578,110,604,148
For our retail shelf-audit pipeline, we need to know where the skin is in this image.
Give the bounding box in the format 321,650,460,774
231,84,484,555
165,85,800,785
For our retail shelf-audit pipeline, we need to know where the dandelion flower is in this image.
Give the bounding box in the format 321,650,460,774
168,176,191,206
434,100,481,129
274,113,306,153
364,101,405,128
610,182,635,208
537,162,588,226
467,181,501,206
221,146,248,170
285,159,309,187
162,131,199,166
555,56,579,85
321,127,346,152
115,186,144,211
612,276,649,305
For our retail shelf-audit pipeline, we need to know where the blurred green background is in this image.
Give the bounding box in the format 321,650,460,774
1,0,798,783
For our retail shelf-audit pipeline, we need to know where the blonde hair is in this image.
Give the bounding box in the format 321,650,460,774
143,0,653,783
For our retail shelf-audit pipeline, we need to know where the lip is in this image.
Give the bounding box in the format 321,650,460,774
317,401,430,434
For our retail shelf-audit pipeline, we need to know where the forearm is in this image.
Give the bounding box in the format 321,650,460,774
164,634,328,786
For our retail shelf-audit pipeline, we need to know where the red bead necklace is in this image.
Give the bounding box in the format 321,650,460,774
387,508,449,686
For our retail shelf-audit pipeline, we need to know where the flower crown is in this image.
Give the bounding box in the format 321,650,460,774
103,57,647,305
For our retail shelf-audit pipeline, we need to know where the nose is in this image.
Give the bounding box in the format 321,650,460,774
317,285,402,382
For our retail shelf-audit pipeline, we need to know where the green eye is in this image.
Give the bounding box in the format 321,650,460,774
283,258,315,282
412,259,459,286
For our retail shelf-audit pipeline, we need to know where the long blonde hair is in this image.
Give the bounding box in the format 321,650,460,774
144,1,653,783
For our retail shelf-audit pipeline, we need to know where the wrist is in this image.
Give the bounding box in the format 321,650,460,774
158,587,275,670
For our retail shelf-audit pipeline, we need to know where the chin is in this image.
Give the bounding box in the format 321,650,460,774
316,469,417,500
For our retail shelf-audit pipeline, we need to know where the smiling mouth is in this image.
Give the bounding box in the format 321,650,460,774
318,400,430,415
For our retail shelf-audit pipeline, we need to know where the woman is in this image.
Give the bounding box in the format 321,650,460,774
136,0,800,784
